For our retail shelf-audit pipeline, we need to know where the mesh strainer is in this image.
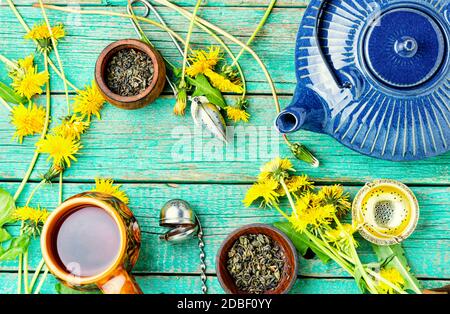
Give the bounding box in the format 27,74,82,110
352,179,420,245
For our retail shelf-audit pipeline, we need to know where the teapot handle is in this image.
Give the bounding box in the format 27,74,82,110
314,0,353,90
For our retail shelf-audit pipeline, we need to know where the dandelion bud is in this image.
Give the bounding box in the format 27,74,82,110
174,88,187,116
290,143,319,168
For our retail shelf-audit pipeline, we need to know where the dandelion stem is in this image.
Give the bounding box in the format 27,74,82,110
17,224,23,294
348,239,379,294
0,96,13,112
38,0,70,114
273,204,290,220
13,53,51,202
33,267,48,294
59,171,63,204
317,229,354,264
280,178,298,218
23,251,29,294
232,0,277,66
28,258,45,293
303,229,355,276
180,0,203,87
48,60,79,92
0,53,17,70
32,173,63,293
35,4,186,46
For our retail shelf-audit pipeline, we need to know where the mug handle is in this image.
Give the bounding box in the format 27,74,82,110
97,267,143,294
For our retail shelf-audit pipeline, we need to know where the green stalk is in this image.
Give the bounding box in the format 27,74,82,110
23,251,29,294
28,258,45,292
280,177,298,218
38,0,70,114
348,239,379,294
33,267,48,294
33,172,63,293
0,53,17,70
232,0,277,65
180,0,203,88
0,96,13,112
13,52,51,202
273,204,290,220
18,179,46,294
317,229,354,264
303,229,355,276
17,222,23,294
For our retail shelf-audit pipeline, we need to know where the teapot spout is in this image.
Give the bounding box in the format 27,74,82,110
275,107,306,134
275,87,326,134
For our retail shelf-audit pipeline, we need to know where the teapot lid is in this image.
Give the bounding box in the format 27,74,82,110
363,6,447,89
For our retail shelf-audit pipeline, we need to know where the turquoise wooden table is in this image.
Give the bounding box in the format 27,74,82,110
0,0,449,294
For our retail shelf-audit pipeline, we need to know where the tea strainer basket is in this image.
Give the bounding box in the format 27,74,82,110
352,179,420,245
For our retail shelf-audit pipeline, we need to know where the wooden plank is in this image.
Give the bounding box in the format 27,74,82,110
0,6,305,94
0,182,448,279
2,1,310,8
0,95,448,184
0,272,448,294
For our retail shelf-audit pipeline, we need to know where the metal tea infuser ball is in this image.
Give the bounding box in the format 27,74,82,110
159,199,207,294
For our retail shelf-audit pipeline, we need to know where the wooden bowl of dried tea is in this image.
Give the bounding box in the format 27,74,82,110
216,224,298,294
95,39,166,110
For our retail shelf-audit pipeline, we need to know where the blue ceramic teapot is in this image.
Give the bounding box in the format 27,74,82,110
275,0,449,161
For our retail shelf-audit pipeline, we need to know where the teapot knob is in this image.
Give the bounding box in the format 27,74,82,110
394,36,418,58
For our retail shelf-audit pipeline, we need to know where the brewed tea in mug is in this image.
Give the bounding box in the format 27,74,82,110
41,192,142,294
52,206,122,278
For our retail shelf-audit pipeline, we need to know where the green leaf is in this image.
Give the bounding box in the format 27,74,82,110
372,244,422,294
0,81,25,105
55,283,101,294
187,74,227,108
0,188,15,227
274,221,331,264
0,234,31,261
0,228,11,242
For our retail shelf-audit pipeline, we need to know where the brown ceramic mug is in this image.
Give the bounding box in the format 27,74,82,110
41,192,142,294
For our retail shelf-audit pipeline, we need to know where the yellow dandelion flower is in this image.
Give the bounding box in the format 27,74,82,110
290,192,336,232
225,106,250,122
53,115,89,140
36,134,81,168
73,81,105,120
258,157,294,182
17,55,35,72
24,23,65,41
317,185,351,218
204,69,243,93
278,175,314,197
12,206,50,224
243,178,280,208
186,46,222,77
12,67,49,99
378,268,405,294
93,178,129,205
10,103,46,143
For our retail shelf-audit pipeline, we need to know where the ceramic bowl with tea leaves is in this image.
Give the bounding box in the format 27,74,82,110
216,224,298,294
95,39,166,110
